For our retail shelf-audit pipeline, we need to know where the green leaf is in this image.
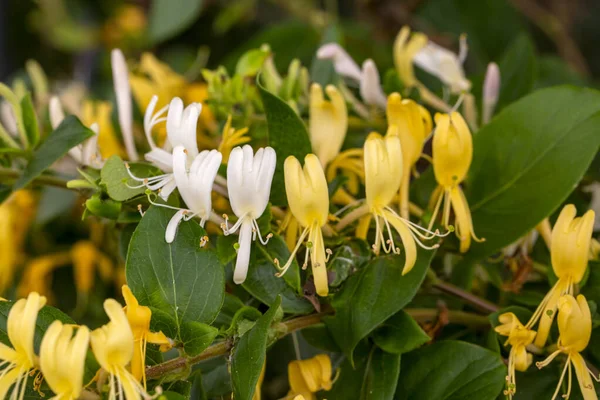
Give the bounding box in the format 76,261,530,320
147,0,204,44
241,235,312,314
158,392,187,400
180,321,218,357
236,47,270,77
301,323,341,352
328,238,372,287
466,86,600,260
325,249,436,363
310,24,342,86
231,296,282,400
101,155,162,201
395,341,506,400
85,193,122,220
372,311,430,354
126,206,225,339
258,79,312,206
14,116,95,189
20,93,39,147
496,33,538,112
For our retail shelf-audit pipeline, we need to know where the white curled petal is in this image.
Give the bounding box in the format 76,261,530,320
166,97,184,146
226,146,245,215
233,220,253,284
166,209,187,243
254,146,276,212
111,49,138,161
143,95,160,149
145,148,173,172
49,97,65,130
180,103,201,157
193,150,222,219
158,178,177,201
360,60,387,108
317,43,362,81
414,42,470,93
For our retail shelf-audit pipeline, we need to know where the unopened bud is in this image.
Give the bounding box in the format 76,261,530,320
482,62,500,124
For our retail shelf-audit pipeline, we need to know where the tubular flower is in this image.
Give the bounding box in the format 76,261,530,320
386,93,432,218
393,26,428,89
494,312,536,398
326,148,364,205
309,83,348,167
429,111,483,252
91,299,153,400
253,363,266,400
316,43,386,108
40,321,90,400
71,241,114,297
223,145,276,284
218,115,251,163
81,101,126,159
286,354,333,400
0,292,47,399
277,154,330,296
122,285,171,388
127,96,202,201
165,146,222,243
526,205,595,348
537,295,599,400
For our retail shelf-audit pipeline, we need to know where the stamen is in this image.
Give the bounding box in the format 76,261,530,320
274,227,310,276
549,355,570,400
536,349,562,369
200,236,209,247
137,204,145,217
325,248,333,262
252,219,273,245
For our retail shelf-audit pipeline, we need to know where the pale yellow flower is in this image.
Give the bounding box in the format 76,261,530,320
393,26,427,89
81,100,126,159
0,292,47,399
40,321,90,400
276,154,330,296
287,354,333,400
217,115,250,163
309,83,348,167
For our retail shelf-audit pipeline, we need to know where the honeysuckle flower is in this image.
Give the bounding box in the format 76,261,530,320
413,34,471,94
0,292,47,399
309,83,348,167
253,363,266,400
127,96,202,201
393,26,428,89
222,145,276,284
111,48,138,161
482,62,500,124
386,92,432,218
326,148,364,205
81,100,126,159
316,43,386,108
494,312,536,398
122,285,171,388
217,115,251,163
17,252,70,301
91,299,155,400
40,321,90,400
526,205,595,348
164,146,222,243
536,295,599,400
276,154,330,297
286,354,333,400
71,241,114,297
429,111,483,252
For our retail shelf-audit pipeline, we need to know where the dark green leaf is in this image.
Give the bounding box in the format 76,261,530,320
148,0,204,44
213,293,246,328
101,155,162,201
301,323,341,352
126,206,225,341
466,86,600,260
395,341,506,400
231,296,282,400
157,392,186,400
328,238,372,287
325,249,436,363
372,311,430,354
20,93,39,147
258,79,312,206
14,116,95,189
198,357,231,398
180,321,218,357
496,33,538,112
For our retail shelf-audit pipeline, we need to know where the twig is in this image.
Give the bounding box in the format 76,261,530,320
0,167,71,189
432,280,499,313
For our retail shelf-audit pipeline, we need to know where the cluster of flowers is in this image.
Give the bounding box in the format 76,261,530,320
495,205,598,399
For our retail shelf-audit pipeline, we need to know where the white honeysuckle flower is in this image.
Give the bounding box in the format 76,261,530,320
49,96,103,168
482,62,501,124
316,43,386,108
127,96,202,200
222,145,276,284
164,145,222,243
111,49,139,161
413,35,471,94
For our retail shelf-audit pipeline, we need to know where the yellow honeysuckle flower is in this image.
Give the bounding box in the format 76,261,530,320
386,93,432,218
526,205,595,348
17,252,71,301
536,295,599,400
287,354,333,400
0,292,47,399
429,111,483,252
91,298,153,400
122,285,171,388
494,312,536,398
0,190,36,294
276,154,330,296
218,115,250,163
81,100,127,159
393,26,428,89
40,321,90,400
309,83,348,168
253,362,266,400
326,148,364,205
71,241,114,297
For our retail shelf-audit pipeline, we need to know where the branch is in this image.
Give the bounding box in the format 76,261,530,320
432,280,499,313
0,167,71,189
